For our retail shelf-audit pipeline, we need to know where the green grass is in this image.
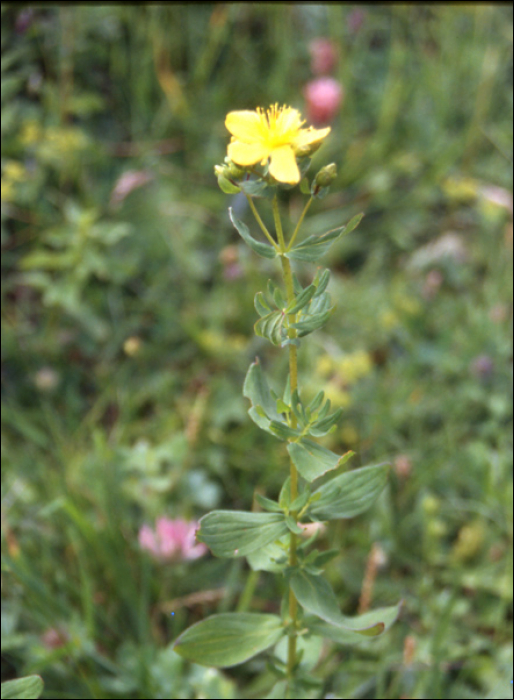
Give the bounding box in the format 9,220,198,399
1,5,513,699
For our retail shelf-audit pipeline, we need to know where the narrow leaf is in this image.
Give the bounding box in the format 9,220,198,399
173,612,284,667
229,208,277,259
286,284,317,315
254,493,282,513
197,511,288,557
309,463,389,520
286,213,363,263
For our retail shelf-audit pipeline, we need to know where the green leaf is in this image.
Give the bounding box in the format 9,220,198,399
285,284,317,315
254,310,288,346
243,360,281,422
291,570,388,635
306,601,403,645
309,463,389,520
286,213,363,262
285,515,305,534
247,536,288,572
308,408,343,437
173,612,284,667
1,676,44,700
269,421,301,440
255,292,272,317
254,493,282,513
287,439,347,482
229,208,277,259
197,511,289,557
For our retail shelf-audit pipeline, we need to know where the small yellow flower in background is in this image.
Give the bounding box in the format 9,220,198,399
1,179,15,202
225,104,330,185
19,119,42,146
3,160,26,182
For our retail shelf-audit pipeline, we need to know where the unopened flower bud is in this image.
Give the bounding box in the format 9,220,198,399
225,159,246,180
314,163,337,188
214,164,240,194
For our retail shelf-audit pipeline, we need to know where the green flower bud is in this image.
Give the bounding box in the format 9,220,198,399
314,163,338,188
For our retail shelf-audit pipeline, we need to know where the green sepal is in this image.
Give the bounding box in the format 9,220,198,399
217,174,241,194
287,439,348,482
197,510,289,557
239,179,270,198
173,612,284,668
306,601,403,645
229,208,277,259
299,177,311,195
285,213,363,262
0,676,44,700
254,493,283,513
309,463,389,520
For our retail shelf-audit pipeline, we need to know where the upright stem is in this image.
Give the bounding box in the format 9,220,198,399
272,195,299,681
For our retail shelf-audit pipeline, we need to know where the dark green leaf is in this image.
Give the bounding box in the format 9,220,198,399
197,511,288,557
309,463,389,520
173,612,284,667
229,208,277,259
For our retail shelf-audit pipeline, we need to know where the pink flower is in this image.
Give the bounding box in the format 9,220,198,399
139,517,207,561
304,77,344,126
308,38,338,75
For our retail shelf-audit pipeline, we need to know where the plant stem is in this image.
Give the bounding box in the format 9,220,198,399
245,195,280,250
287,195,313,251
272,195,299,682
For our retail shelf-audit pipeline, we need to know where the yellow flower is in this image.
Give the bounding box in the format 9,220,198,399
225,104,330,185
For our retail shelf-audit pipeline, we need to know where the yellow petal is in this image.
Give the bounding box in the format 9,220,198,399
269,145,300,184
225,111,265,142
294,126,331,149
228,140,269,166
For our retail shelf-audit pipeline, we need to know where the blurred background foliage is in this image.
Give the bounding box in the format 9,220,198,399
1,4,512,699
